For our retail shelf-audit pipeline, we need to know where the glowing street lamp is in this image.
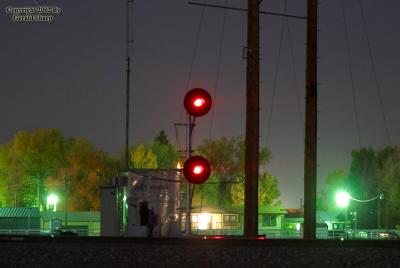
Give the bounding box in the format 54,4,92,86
336,191,350,208
47,193,59,212
335,191,384,237
335,191,350,238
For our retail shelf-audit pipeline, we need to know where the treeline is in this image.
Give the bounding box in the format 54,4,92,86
318,146,400,229
0,129,281,211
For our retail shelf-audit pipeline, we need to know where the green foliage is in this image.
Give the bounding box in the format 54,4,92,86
130,144,158,168
154,130,169,145
348,147,379,199
322,145,400,228
379,147,400,228
230,172,281,207
151,130,178,168
192,175,220,207
319,169,348,212
129,130,178,169
196,136,271,205
0,129,118,211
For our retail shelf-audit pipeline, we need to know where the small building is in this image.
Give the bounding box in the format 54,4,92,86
0,207,40,235
189,206,242,235
258,205,287,238
41,211,100,236
187,205,287,237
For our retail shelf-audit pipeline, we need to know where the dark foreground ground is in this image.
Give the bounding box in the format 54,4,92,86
0,236,399,268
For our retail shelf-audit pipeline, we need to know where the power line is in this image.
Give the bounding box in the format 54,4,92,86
358,0,392,145
178,4,207,124
208,0,228,140
266,0,287,147
341,0,362,149
286,20,304,140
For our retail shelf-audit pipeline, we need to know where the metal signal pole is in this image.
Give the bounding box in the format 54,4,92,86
303,0,318,240
244,0,260,238
185,115,194,235
125,0,133,170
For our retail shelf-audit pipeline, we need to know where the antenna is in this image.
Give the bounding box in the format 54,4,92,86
125,0,134,170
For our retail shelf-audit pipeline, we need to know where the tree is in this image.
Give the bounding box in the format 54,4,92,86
57,138,118,211
196,136,270,205
154,130,169,145
151,130,178,168
0,129,119,210
327,146,400,228
0,129,66,209
378,146,400,228
231,172,280,207
192,174,220,207
130,144,157,168
346,148,380,228
318,169,348,212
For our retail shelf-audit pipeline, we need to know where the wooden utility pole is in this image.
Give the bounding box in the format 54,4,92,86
303,0,318,240
244,0,260,238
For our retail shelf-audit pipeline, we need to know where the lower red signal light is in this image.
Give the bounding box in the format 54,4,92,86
183,156,211,184
193,165,204,175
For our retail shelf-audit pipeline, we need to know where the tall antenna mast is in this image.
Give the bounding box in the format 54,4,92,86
125,0,133,170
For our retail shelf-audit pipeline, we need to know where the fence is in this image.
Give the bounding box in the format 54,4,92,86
0,228,100,236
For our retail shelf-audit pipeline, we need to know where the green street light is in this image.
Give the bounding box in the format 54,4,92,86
336,191,350,238
336,191,350,208
47,193,59,212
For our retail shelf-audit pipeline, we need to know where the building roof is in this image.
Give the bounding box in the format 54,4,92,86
188,205,287,215
0,207,41,218
259,205,287,214
41,211,100,222
189,206,242,214
316,211,340,222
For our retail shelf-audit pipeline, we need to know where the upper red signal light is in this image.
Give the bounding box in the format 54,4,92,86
184,88,212,117
193,98,205,107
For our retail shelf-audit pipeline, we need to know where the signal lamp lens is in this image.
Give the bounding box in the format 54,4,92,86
193,98,205,107
184,88,212,117
183,156,211,184
193,165,203,175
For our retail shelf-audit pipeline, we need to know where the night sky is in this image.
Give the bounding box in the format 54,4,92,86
1,0,399,208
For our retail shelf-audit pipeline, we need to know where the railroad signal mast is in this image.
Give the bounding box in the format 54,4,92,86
183,88,212,235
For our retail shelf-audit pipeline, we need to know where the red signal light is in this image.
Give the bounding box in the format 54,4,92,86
183,156,211,184
193,98,205,107
193,165,204,175
184,88,212,117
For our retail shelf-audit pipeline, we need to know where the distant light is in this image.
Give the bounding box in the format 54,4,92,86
193,98,205,107
210,235,224,240
336,191,350,208
193,165,203,175
296,223,301,231
47,194,59,212
47,194,58,205
176,161,182,169
198,213,211,230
